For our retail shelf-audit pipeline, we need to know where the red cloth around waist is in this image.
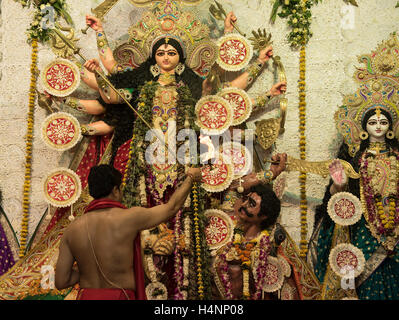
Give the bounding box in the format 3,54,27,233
77,288,136,300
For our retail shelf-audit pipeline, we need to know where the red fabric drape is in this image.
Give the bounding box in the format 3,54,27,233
77,288,136,300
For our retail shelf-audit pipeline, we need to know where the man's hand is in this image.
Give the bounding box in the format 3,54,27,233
86,15,103,32
230,172,259,192
224,11,237,33
268,81,287,97
187,167,202,183
270,153,287,179
84,58,101,73
258,45,273,64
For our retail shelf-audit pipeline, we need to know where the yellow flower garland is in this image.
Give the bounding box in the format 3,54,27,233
298,45,308,257
192,183,204,299
232,230,269,299
19,38,38,258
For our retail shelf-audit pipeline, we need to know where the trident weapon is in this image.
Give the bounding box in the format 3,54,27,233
52,26,153,130
209,0,246,37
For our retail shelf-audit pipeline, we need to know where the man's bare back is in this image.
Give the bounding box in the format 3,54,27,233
55,165,202,294
64,207,138,290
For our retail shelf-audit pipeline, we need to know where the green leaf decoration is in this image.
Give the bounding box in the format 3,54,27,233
270,0,282,24
59,8,74,26
344,0,358,6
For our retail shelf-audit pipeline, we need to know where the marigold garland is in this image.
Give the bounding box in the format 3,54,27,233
19,38,38,258
298,45,308,257
217,229,271,299
192,182,204,299
269,0,357,257
173,210,184,300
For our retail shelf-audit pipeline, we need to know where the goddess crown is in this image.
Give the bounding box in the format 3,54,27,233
113,1,217,77
335,33,399,156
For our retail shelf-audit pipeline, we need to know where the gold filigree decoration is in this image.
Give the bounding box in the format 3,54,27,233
355,33,399,80
284,156,360,179
125,1,216,76
49,23,80,59
249,29,287,136
249,28,272,52
255,118,281,151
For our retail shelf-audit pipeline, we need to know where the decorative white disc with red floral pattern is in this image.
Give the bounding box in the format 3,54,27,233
204,209,234,252
201,156,234,192
329,243,365,278
216,34,253,71
327,192,362,226
220,142,252,179
218,87,253,126
42,59,80,97
43,168,82,208
258,256,285,293
195,95,233,135
41,112,82,151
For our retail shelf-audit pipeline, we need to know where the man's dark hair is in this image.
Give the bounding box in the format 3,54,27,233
88,165,122,199
249,184,281,230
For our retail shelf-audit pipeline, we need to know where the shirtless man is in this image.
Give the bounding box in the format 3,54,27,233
55,164,202,300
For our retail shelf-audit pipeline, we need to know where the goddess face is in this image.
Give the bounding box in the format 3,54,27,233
155,44,180,73
366,113,390,142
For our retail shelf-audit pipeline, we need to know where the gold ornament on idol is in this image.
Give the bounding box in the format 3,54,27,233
158,72,176,86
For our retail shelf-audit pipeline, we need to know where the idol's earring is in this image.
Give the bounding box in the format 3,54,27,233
359,131,369,140
386,130,395,139
150,64,161,78
175,62,185,75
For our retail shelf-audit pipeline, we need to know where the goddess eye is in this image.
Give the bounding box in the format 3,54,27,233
156,51,165,56
380,120,389,125
368,120,377,125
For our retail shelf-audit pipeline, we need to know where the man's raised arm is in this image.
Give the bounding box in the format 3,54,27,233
130,168,202,231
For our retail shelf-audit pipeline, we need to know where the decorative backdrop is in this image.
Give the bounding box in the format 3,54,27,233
0,0,399,263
